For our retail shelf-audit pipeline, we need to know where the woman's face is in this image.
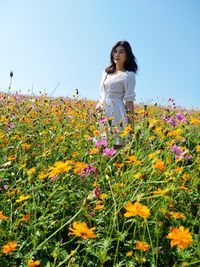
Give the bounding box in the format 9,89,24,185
113,45,127,66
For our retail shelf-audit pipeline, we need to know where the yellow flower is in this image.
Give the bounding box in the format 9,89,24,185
27,259,41,267
120,124,133,138
136,241,150,251
151,187,171,195
0,211,9,221
16,194,31,203
94,204,105,210
2,241,17,254
124,201,150,219
47,160,73,177
125,155,137,163
190,116,200,125
166,226,192,250
21,143,31,150
152,159,166,172
68,221,96,239
171,212,186,220
27,168,36,175
99,193,108,200
182,173,191,181
89,147,99,154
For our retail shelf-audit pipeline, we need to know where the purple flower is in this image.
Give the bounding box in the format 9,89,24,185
169,144,184,158
85,164,96,176
93,186,100,198
102,147,116,157
176,113,186,123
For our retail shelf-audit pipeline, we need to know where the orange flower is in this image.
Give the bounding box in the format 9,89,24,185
178,185,189,191
152,159,166,171
166,226,192,250
126,250,133,256
124,201,150,219
0,211,9,221
27,259,41,267
136,241,150,251
68,222,96,239
2,241,17,254
21,213,30,221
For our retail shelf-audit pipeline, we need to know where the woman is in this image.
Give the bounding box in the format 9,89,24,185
96,40,138,150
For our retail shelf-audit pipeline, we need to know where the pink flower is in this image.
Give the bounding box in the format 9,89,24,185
102,147,116,157
170,144,184,158
98,117,108,123
184,154,192,160
94,137,107,148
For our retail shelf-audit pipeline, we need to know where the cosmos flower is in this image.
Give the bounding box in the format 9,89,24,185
166,226,192,250
124,201,150,219
68,221,96,239
102,147,116,156
136,241,150,251
169,144,184,159
2,241,17,253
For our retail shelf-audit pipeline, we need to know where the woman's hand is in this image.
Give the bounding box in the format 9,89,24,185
96,101,103,112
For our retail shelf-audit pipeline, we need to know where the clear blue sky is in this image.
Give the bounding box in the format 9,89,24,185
0,0,199,109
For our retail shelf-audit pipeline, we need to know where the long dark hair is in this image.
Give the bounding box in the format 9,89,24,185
105,40,138,74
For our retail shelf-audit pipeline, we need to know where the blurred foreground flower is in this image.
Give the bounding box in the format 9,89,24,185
68,221,96,239
124,201,150,219
166,226,192,250
2,241,17,253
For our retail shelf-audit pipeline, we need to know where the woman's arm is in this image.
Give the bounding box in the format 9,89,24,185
125,101,134,130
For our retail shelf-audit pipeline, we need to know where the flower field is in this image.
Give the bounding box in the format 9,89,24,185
0,92,199,266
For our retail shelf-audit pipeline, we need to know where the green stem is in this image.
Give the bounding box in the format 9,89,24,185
33,204,84,253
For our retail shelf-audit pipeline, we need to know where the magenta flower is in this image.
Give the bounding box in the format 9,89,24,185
102,147,116,157
98,117,108,123
94,137,107,148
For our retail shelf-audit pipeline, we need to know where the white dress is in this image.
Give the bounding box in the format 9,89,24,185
97,69,136,145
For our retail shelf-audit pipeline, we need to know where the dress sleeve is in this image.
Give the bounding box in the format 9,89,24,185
123,71,136,101
98,70,106,104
